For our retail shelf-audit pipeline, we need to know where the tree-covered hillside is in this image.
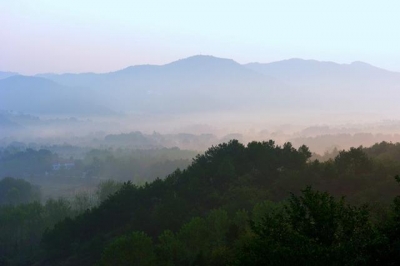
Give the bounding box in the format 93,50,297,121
3,140,400,265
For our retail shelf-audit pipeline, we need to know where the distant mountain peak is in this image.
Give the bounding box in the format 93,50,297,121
114,55,240,74
348,61,390,73
350,61,373,67
1,75,60,87
167,55,239,67
0,71,18,80
176,54,233,61
351,61,369,65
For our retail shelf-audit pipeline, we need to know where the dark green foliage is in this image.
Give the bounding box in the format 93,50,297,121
0,148,57,178
375,175,400,265
0,198,73,265
95,179,123,203
237,187,382,265
41,140,317,264
39,140,400,265
6,140,400,265
152,209,240,266
0,177,40,205
335,147,373,176
98,231,156,266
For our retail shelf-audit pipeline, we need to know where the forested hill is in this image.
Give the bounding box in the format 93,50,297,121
3,140,400,265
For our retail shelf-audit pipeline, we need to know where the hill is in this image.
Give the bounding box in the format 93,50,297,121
245,58,400,113
34,140,400,265
0,76,114,116
37,55,284,113
2,55,400,116
35,55,400,115
0,71,18,80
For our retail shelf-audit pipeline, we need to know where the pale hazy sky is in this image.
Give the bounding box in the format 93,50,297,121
1,0,400,75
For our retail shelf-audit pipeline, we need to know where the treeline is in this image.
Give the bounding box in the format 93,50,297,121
0,148,57,178
3,140,400,265
0,178,122,265
0,146,197,189
39,140,400,265
97,186,400,265
82,148,196,182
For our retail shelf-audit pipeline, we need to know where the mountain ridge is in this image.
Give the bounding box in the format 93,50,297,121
2,55,400,115
0,76,114,116
0,71,18,80
32,56,400,76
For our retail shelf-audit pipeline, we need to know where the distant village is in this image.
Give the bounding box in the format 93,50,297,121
52,162,75,171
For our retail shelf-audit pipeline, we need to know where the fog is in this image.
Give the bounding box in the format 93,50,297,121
3,54,400,202
2,55,400,155
3,51,400,266
4,1,400,264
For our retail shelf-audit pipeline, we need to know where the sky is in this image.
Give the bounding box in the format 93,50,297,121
1,0,400,75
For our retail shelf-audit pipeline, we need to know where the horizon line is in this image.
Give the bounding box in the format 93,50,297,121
0,55,391,76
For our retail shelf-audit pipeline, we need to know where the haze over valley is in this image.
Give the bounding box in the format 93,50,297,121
2,55,400,154
3,1,400,265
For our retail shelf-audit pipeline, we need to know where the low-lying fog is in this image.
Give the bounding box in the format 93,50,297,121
3,55,400,155
3,55,400,199
2,110,400,154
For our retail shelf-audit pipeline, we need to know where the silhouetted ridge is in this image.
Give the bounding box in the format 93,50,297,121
0,75,61,89
0,71,18,80
167,55,239,67
0,75,113,115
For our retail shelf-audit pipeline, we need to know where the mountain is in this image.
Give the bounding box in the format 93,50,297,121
245,58,400,93
245,59,398,87
0,71,18,80
38,55,284,113
39,55,271,87
0,76,113,115
245,58,400,113
6,55,400,116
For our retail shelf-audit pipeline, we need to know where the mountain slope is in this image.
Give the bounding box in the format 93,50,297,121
0,76,113,115
0,71,18,80
19,55,400,115
245,58,400,90
38,55,284,113
245,58,400,113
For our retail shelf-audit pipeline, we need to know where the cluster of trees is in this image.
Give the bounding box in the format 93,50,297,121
0,149,58,178
0,198,72,265
0,177,41,205
98,186,400,265
0,145,195,181
3,140,400,265
0,178,122,265
82,148,196,182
